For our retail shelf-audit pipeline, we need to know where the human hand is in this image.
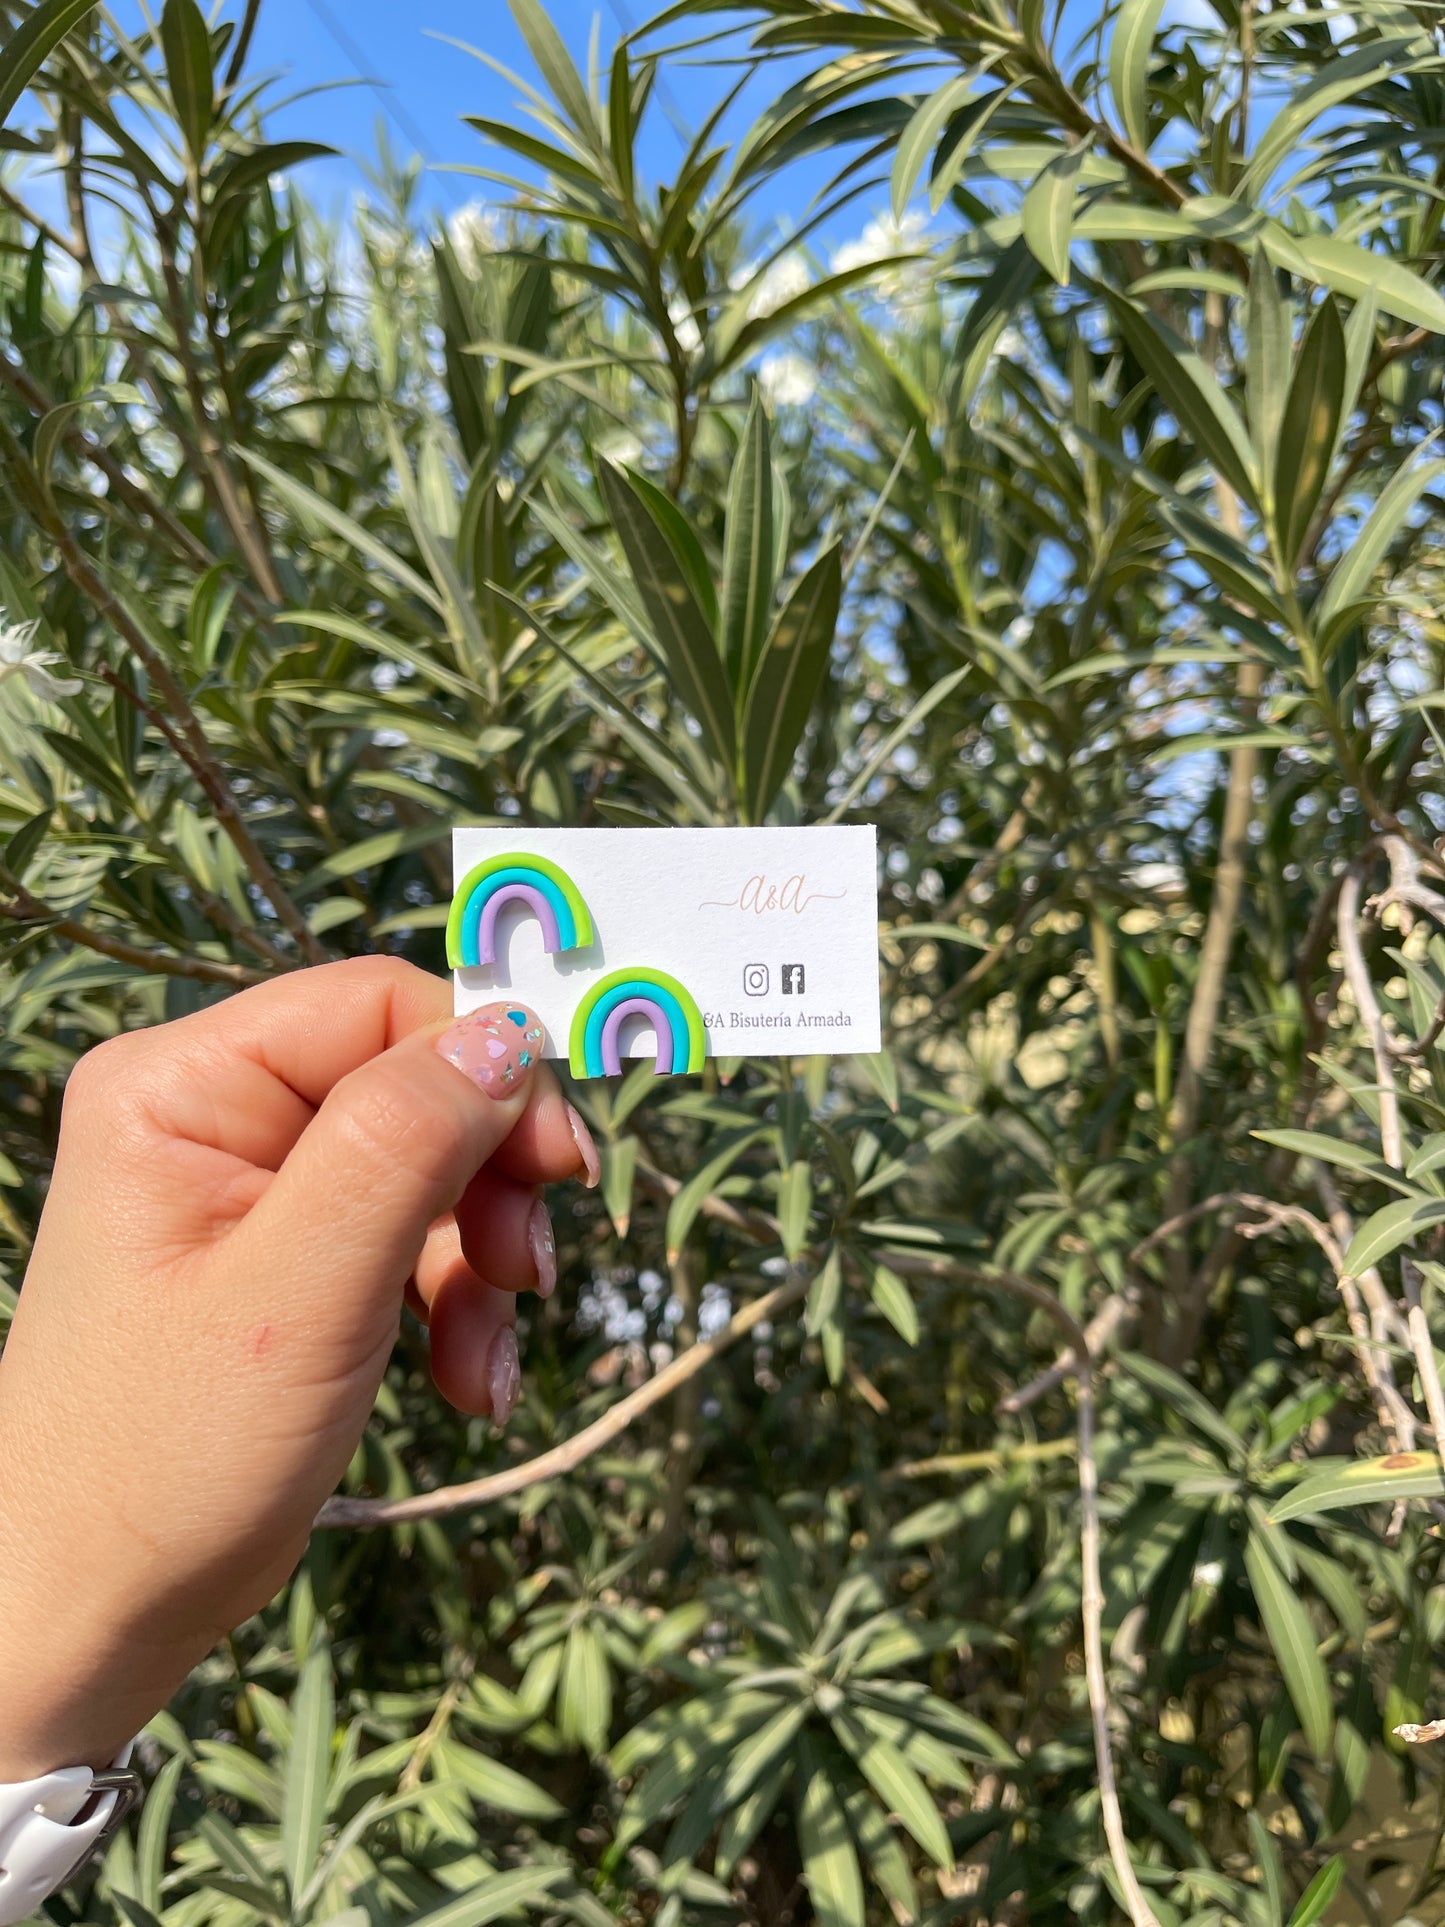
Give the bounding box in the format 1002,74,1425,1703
0,957,599,1781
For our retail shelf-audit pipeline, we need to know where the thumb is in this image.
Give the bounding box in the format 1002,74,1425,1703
233,1000,550,1327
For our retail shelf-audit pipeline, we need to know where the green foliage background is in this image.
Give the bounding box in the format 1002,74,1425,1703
7,0,1445,1920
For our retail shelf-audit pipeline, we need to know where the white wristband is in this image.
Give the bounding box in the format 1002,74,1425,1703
0,1745,139,1927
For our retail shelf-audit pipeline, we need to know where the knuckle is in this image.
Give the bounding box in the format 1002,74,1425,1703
58,1031,159,1164
61,1031,143,1116
331,953,425,999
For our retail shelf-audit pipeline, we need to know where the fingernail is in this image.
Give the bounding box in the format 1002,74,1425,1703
565,1101,600,1188
437,1003,545,1096
528,1196,557,1299
488,1324,520,1429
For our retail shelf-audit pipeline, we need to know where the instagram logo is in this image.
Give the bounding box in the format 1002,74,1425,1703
742,963,770,997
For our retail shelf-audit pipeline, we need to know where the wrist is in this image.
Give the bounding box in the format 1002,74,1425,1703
0,1510,152,1780
0,1613,142,1782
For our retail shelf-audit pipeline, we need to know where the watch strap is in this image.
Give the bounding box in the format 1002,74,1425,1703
0,1746,140,1927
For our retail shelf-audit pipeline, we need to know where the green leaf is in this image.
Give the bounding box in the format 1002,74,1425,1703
1244,1529,1332,1758
1315,453,1445,631
210,139,336,206
113,1899,164,1927
796,1735,866,1927
1109,0,1168,152
32,399,84,497
890,73,977,221
742,542,842,822
1407,1133,1445,1182
721,390,775,695
1021,139,1089,287
1119,1353,1247,1465
666,1128,767,1259
0,0,102,130
194,1810,276,1899
5,806,53,878
281,1644,334,1902
558,1622,612,1755
1247,252,1291,479
1270,1451,1445,1522
507,0,597,142
622,466,719,635
1265,230,1445,336
1251,1127,1413,1193
1240,38,1426,200
716,1758,791,1879
600,1135,639,1237
1275,297,1345,567
160,0,214,165
1344,1195,1445,1275
1287,1857,1345,1927
406,1866,568,1927
832,1711,952,1869
841,1777,919,1924
305,898,364,937
607,42,639,204
715,1699,810,1807
134,1753,184,1913
868,1262,918,1345
599,461,736,773
1247,1810,1286,1926
614,1693,779,1835
430,1738,564,1820
929,78,1029,211
1109,297,1258,501
711,260,918,378
778,1159,813,1260
237,449,446,616
806,1244,844,1338
300,823,451,886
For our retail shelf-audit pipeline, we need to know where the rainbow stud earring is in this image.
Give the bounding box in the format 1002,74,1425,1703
447,853,594,969
569,967,706,1078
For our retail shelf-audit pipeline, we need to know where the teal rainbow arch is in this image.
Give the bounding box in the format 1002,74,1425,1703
570,967,707,1079
447,853,594,969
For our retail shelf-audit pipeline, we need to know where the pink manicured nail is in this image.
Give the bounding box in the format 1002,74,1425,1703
488,1325,520,1428
528,1197,557,1298
437,1003,545,1096
565,1102,600,1188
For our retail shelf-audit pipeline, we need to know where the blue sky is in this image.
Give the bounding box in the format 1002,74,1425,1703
104,1,857,246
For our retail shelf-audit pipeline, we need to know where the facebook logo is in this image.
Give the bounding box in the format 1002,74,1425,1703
782,964,805,995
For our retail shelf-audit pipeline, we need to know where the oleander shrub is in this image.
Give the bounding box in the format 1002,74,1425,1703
8,0,1445,1921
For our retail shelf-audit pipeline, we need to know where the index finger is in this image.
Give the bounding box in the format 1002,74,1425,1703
76,958,451,1173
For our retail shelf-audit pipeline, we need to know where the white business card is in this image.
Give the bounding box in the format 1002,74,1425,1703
450,826,880,1073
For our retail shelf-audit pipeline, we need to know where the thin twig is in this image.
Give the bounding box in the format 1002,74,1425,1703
0,886,269,988
1396,1718,1445,1744
0,351,227,587
999,1288,1137,1415
0,180,86,261
885,1255,1161,1927
1312,1166,1417,1455
0,416,323,966
398,1661,472,1794
316,1273,810,1529
1338,850,1445,1485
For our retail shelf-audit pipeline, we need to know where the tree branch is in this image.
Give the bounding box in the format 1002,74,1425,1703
883,1255,1161,1927
315,1272,811,1529
1338,850,1445,1482
0,417,325,966
0,881,269,988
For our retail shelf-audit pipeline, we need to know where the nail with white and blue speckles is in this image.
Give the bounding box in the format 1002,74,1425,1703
436,1001,545,1096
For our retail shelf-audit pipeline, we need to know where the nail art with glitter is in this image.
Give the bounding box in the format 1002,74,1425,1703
565,1102,601,1187
436,1002,546,1096
488,1325,521,1428
528,1196,557,1299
